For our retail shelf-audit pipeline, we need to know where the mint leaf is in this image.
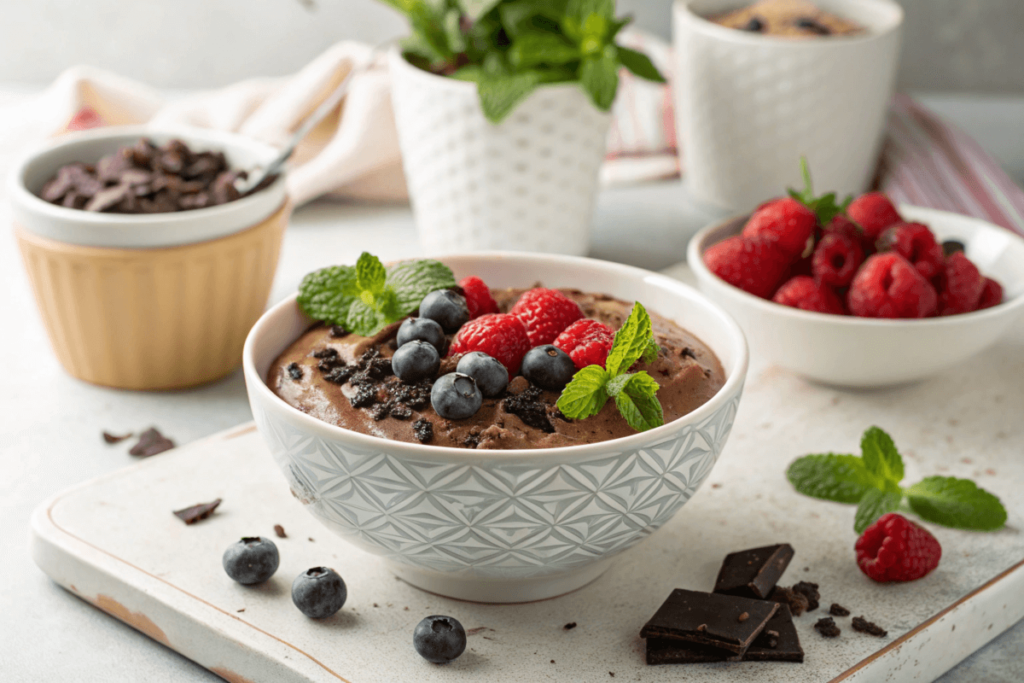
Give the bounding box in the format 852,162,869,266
861,426,904,486
642,339,659,364
346,299,388,337
786,157,853,226
356,252,386,295
580,46,618,110
906,477,1007,531
617,46,666,83
478,71,541,123
854,488,903,534
566,0,614,23
556,365,610,419
458,0,502,20
615,381,664,432
385,259,457,315
605,302,653,375
297,265,359,326
509,33,580,68
787,453,881,504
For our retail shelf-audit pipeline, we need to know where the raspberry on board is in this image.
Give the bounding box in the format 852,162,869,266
448,314,531,375
847,192,902,242
811,232,864,288
855,513,942,583
741,197,817,257
936,252,985,315
876,222,945,280
509,288,584,346
554,319,616,369
978,277,1004,310
703,236,791,299
773,276,845,314
459,276,500,319
848,253,938,318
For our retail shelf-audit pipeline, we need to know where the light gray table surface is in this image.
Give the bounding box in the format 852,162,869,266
1,93,1022,682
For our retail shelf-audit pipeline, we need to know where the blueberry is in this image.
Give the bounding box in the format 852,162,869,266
521,345,576,390
942,239,966,257
392,340,441,382
413,615,467,664
419,290,469,333
430,372,482,420
397,317,446,352
456,352,508,397
291,567,347,619
222,537,279,585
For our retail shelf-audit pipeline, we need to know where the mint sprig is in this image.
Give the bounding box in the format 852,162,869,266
787,157,853,227
297,252,456,337
556,302,664,433
787,426,1008,533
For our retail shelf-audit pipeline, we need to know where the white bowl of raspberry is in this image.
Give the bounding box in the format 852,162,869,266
688,199,1024,388
244,252,748,602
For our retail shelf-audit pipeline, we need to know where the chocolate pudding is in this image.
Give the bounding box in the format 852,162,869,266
711,0,862,37
268,288,725,450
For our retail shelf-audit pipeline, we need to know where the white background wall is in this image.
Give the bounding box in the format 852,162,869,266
2,0,1022,91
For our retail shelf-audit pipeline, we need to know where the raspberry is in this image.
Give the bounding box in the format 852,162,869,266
509,288,584,346
703,236,791,299
847,192,902,243
811,232,864,287
458,276,499,319
848,253,938,318
855,513,942,583
978,277,1004,310
741,197,817,257
448,314,531,375
554,319,616,369
936,252,984,315
773,276,845,314
825,214,863,242
876,222,945,280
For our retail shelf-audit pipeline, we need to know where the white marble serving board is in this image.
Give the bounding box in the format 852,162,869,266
30,324,1024,683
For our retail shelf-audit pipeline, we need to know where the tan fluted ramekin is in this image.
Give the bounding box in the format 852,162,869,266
10,126,290,390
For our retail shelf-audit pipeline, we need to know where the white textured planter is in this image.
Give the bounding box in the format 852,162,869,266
673,0,903,212
389,51,612,256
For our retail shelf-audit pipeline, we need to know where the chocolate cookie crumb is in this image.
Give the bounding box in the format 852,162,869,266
324,365,354,385
852,616,887,637
273,524,287,538
564,622,577,630
173,498,222,525
814,617,841,638
829,603,850,617
795,16,830,34
413,419,434,444
743,16,764,31
503,386,554,433
792,581,820,611
102,431,132,444
287,362,303,380
130,428,175,457
463,432,481,449
769,585,810,617
313,347,339,360
350,385,378,408
330,325,348,338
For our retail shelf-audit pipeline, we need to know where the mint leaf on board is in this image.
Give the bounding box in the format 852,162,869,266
612,372,664,432
854,488,903,534
861,426,904,487
297,265,359,326
617,46,666,83
605,301,653,375
786,453,881,504
580,46,619,110
556,365,610,420
906,477,1007,531
478,70,542,122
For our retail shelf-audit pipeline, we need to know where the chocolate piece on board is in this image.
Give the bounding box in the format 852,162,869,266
640,589,779,654
713,543,795,598
173,498,222,525
743,605,804,662
645,637,733,665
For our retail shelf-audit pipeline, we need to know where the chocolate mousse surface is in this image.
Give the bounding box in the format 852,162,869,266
268,288,725,450
710,0,862,37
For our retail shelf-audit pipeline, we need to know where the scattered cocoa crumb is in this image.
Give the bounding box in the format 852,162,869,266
373,603,379,608
609,673,615,677
711,483,722,489
770,585,810,616
852,616,887,637
129,427,175,457
330,325,348,338
173,498,221,524
413,418,434,444
466,627,494,636
793,581,820,611
102,431,132,444
273,524,287,538
404,606,409,611
829,603,850,617
286,362,303,380
737,612,749,622
308,537,315,542
696,624,707,632
564,622,577,630
237,608,245,613
550,660,555,664
814,617,841,638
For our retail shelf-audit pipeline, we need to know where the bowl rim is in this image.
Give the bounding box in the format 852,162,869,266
243,252,749,460
7,124,287,247
687,204,1024,327
673,0,904,48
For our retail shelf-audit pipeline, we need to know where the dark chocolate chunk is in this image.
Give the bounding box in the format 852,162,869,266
173,498,222,524
413,418,433,444
645,637,733,665
713,543,795,599
792,581,820,611
564,622,576,630
852,616,887,637
829,603,850,617
743,16,765,31
273,524,287,538
942,239,966,257
814,617,841,638
770,585,810,617
743,605,804,662
129,428,175,457
286,362,303,381
795,17,831,34
640,589,779,654
102,430,133,444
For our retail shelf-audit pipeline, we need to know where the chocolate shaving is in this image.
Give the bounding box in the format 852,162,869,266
273,524,287,538
102,430,133,444
173,498,221,524
129,428,175,457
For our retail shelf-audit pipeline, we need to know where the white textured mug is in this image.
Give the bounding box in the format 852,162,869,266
672,0,903,212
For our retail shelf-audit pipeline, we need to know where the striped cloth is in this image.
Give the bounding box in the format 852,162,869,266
606,32,1024,238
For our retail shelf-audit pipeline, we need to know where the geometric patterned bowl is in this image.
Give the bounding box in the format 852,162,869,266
243,253,748,602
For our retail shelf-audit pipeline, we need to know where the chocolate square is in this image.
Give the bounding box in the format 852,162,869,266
645,637,733,665
743,605,804,662
713,543,795,599
640,589,779,654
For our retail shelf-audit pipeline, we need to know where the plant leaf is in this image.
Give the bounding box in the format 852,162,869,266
906,477,1007,531
509,33,580,68
477,70,541,123
346,299,389,337
617,45,665,83
580,46,619,110
854,488,903,534
385,259,457,316
297,265,359,326
457,0,502,20
861,426,904,486
614,372,664,432
605,302,653,376
787,453,881,504
356,252,387,295
556,365,610,420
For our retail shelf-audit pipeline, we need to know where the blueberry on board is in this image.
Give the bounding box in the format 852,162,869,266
521,345,576,391
397,317,446,352
413,615,467,664
456,352,508,397
419,290,469,333
222,537,279,585
291,567,347,619
430,372,482,420
392,340,441,382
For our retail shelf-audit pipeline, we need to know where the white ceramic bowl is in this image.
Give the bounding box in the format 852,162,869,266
244,253,748,603
672,0,903,212
688,206,1024,387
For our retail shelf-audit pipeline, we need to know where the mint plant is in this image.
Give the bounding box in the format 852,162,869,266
788,157,854,227
382,0,666,122
787,426,1007,533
